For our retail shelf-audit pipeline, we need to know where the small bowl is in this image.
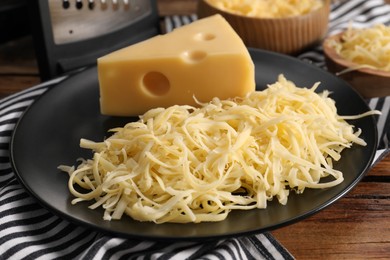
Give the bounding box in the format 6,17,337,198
197,0,330,55
323,32,390,98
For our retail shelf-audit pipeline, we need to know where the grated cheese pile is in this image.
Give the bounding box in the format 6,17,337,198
205,0,323,18
328,23,390,72
60,75,375,224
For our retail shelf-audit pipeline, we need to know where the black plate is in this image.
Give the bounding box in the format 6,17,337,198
10,49,378,241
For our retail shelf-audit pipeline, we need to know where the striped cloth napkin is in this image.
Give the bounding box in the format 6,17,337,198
0,0,389,259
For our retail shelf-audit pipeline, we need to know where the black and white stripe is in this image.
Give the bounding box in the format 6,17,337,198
299,0,390,69
369,96,390,150
1,1,390,259
0,79,293,259
164,14,198,33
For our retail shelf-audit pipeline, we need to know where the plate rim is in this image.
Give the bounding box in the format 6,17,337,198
9,48,378,241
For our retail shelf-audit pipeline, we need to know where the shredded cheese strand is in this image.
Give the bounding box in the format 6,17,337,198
205,0,323,18
328,23,390,73
59,74,377,223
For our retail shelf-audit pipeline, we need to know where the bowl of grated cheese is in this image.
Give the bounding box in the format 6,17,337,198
323,24,390,98
197,0,330,55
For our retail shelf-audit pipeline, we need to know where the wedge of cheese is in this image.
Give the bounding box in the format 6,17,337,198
97,14,255,116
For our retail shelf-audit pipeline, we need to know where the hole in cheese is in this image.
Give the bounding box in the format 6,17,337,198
181,50,207,63
194,32,216,41
142,71,170,96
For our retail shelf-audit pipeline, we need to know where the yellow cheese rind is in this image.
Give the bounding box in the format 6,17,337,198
97,14,255,116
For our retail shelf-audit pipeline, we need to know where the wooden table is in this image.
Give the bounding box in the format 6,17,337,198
1,1,389,259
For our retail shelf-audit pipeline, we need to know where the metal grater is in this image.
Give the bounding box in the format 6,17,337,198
29,0,160,80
